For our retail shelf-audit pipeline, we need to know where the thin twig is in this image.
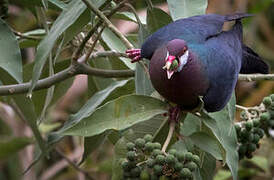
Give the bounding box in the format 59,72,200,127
238,74,274,81
73,0,128,60
84,26,106,63
82,0,134,49
55,149,94,180
12,30,42,40
162,120,176,153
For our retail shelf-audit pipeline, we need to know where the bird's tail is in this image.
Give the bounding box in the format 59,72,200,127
224,13,253,21
240,45,269,74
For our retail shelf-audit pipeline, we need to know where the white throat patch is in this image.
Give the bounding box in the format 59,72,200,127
178,50,189,72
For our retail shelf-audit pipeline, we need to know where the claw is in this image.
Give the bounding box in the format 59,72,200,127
126,49,142,63
168,106,181,123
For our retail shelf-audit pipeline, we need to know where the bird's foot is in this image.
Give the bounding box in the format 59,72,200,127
167,105,181,123
126,49,141,63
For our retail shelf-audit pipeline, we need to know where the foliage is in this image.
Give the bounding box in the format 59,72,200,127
0,0,273,180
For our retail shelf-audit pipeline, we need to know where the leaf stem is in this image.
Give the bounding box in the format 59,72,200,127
162,120,175,153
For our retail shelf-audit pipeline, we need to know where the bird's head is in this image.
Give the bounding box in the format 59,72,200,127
162,39,189,79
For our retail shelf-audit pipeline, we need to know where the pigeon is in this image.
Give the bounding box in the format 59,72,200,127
126,13,269,113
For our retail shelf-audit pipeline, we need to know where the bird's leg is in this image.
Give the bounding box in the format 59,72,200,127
126,49,141,63
168,105,181,123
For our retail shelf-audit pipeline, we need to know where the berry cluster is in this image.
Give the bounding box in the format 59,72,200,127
235,94,274,159
121,134,200,180
260,94,274,130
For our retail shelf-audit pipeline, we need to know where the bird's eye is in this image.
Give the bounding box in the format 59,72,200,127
183,46,187,53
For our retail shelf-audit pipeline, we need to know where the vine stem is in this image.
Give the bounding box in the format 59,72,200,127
162,120,176,153
238,74,274,81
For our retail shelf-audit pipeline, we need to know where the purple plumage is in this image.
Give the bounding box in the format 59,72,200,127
127,13,269,112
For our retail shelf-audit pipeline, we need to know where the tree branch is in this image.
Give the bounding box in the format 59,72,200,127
81,0,134,49
238,74,274,81
73,0,128,60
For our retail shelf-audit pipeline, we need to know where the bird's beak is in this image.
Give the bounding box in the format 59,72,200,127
163,55,176,79
167,70,174,79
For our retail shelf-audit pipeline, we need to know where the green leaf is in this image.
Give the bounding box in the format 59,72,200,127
28,0,87,95
81,132,109,164
246,156,269,172
214,170,231,180
201,93,238,180
147,7,172,34
0,18,22,83
189,132,224,160
48,79,133,144
62,95,168,136
11,95,46,153
0,137,33,160
113,12,146,24
167,0,208,20
101,28,135,70
135,19,154,95
181,113,201,136
196,152,216,180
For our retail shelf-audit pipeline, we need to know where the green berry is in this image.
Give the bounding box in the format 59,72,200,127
238,144,247,155
130,167,141,177
174,162,183,171
170,59,179,70
168,149,177,155
240,128,249,138
260,112,271,122
252,134,260,144
268,120,274,128
192,155,201,166
270,94,274,101
122,161,130,171
156,155,165,165
127,161,136,168
248,133,254,142
165,154,176,165
246,151,253,159
135,138,145,148
263,97,272,107
180,168,192,178
144,142,154,152
257,128,265,138
153,165,163,175
185,161,198,171
127,151,136,161
234,124,241,133
247,143,257,152
140,170,150,180
185,152,193,161
123,171,131,178
152,149,163,157
253,119,260,127
245,120,253,131
153,142,161,149
176,152,185,162
147,158,155,168
144,134,153,142
126,142,135,151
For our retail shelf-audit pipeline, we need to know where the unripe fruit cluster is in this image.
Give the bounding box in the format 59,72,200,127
260,94,274,130
121,134,200,180
235,94,274,159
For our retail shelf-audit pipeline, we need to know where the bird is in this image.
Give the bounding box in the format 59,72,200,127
126,13,269,116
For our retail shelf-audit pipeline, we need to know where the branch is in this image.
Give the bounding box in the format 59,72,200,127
238,73,274,81
162,120,175,153
82,0,134,49
0,53,134,96
73,0,128,60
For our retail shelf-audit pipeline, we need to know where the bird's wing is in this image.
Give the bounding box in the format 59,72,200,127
141,13,252,60
196,20,243,112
